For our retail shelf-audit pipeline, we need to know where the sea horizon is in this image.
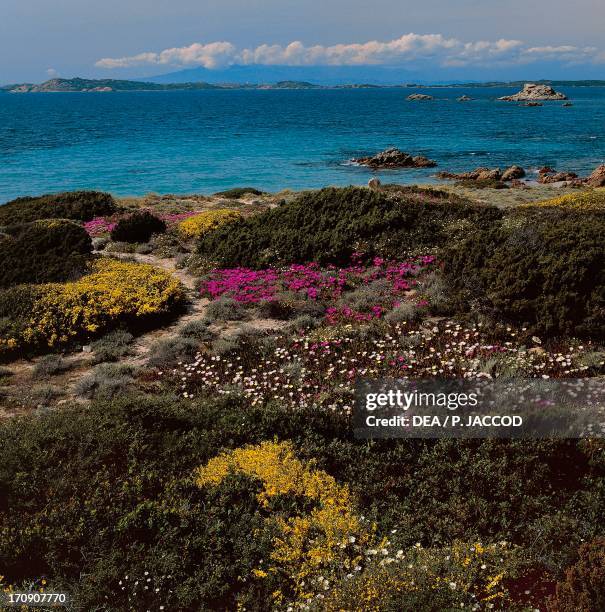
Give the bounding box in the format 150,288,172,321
2,84,604,203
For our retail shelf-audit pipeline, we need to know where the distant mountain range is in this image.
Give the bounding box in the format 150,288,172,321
146,64,419,86
2,76,605,93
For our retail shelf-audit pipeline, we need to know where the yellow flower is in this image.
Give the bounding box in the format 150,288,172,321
525,188,605,211
196,441,372,601
178,209,242,238
2,258,185,352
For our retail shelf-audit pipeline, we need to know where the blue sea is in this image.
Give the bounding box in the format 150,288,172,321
1,86,605,203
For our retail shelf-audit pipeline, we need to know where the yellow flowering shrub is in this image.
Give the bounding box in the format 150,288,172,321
196,441,373,602
526,188,605,211
0,258,185,353
178,209,242,238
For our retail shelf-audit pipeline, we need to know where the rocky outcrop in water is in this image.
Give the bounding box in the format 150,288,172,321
457,95,473,102
407,93,434,101
498,83,568,101
354,148,437,169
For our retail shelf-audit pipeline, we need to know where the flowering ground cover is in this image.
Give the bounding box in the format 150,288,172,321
169,320,600,408
200,255,436,322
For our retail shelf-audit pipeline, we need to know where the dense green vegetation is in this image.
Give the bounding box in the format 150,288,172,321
198,186,502,267
0,191,116,224
110,210,167,243
215,187,264,199
2,185,605,609
1,394,603,610
0,219,92,287
445,208,605,336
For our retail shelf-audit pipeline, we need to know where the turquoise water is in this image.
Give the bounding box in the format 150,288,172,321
1,87,604,203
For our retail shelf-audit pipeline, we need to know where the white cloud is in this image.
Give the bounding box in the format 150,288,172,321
46,67,59,77
96,42,236,69
95,34,605,70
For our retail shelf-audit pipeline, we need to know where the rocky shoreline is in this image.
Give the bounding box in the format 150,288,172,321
437,163,605,188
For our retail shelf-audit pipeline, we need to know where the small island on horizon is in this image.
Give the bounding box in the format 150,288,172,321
3,76,605,93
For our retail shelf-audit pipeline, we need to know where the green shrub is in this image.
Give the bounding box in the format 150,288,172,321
178,319,216,342
204,296,247,322
444,208,605,336
198,186,501,268
0,395,602,610
110,211,166,243
384,302,422,323
215,187,264,199
147,336,199,368
0,191,116,225
90,328,134,363
0,219,92,288
74,363,135,399
32,355,71,379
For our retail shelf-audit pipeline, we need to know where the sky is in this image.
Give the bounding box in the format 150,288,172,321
2,0,605,84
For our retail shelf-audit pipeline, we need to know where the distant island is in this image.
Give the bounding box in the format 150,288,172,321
0,77,380,93
2,76,605,93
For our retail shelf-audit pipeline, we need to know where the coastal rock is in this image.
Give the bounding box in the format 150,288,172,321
498,83,568,102
407,93,434,101
457,95,473,102
437,167,504,181
436,167,489,180
502,165,526,181
476,168,502,181
354,148,437,169
523,102,543,107
563,102,573,107
367,177,381,189
538,169,578,184
586,164,605,187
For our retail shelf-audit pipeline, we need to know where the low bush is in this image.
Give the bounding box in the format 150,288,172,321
204,296,247,322
110,211,166,243
147,336,199,368
0,220,92,288
0,191,116,225
0,258,185,358
32,355,71,379
90,328,134,363
74,363,135,400
215,187,264,199
178,319,216,342
444,208,605,336
178,209,242,239
198,186,501,268
29,384,61,406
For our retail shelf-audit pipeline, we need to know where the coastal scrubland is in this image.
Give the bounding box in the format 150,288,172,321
1,184,605,610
